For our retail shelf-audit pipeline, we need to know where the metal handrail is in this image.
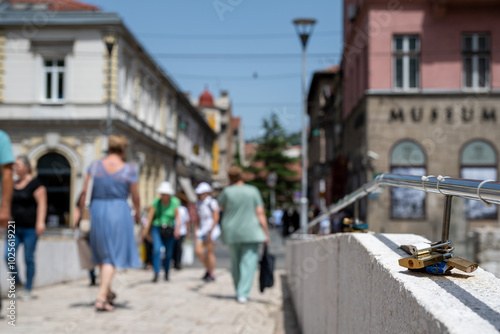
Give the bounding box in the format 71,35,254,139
295,174,500,235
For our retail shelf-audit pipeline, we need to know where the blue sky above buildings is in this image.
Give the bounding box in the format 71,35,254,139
88,0,343,140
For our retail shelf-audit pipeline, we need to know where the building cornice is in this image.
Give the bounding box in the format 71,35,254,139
0,117,177,155
365,89,500,97
0,11,122,25
0,10,215,140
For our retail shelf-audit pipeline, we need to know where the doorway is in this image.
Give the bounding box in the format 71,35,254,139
37,152,71,227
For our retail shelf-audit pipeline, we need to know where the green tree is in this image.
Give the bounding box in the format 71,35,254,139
287,131,301,146
245,113,299,213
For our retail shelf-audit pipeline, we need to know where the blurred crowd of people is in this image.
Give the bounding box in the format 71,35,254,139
0,132,271,314
270,202,355,238
0,128,359,317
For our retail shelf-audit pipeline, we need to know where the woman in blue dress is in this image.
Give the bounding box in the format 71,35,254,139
81,135,141,312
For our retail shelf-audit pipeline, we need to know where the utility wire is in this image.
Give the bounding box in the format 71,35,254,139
234,102,301,106
137,30,342,40
3,49,338,61
5,48,489,60
149,52,337,59
173,73,299,81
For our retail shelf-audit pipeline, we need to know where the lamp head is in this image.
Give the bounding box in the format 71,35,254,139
103,31,117,55
292,18,317,49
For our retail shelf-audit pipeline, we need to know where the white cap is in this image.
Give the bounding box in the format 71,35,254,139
157,181,175,195
195,182,212,195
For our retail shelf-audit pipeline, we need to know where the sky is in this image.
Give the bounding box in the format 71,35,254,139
88,0,344,140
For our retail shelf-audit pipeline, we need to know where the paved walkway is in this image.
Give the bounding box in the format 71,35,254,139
0,267,298,334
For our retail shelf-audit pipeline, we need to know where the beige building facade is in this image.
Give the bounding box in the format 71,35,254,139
0,2,214,226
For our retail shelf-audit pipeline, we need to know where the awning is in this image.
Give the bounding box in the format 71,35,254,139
178,177,198,203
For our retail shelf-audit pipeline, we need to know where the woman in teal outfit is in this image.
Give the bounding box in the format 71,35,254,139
217,166,269,303
82,135,141,312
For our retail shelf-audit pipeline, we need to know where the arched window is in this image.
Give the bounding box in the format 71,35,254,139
461,140,497,219
390,140,426,219
37,152,71,227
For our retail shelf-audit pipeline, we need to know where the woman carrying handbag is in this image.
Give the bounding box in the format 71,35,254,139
81,135,142,312
73,192,97,286
142,181,181,282
217,166,270,303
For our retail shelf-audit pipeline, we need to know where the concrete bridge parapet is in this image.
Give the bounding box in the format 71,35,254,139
286,233,500,334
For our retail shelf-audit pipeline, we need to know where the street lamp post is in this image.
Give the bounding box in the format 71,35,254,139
267,171,278,223
104,33,117,138
293,18,316,233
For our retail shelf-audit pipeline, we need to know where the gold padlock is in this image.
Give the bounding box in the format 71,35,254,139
399,252,452,269
447,257,478,273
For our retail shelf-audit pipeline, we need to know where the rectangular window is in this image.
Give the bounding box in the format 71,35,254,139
393,35,420,90
391,167,426,219
462,33,490,90
461,167,497,219
44,59,65,102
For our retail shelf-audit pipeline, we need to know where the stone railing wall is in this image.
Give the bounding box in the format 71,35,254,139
286,233,500,334
0,237,88,294
474,227,500,278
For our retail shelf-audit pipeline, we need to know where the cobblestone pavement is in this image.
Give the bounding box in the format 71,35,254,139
0,267,298,334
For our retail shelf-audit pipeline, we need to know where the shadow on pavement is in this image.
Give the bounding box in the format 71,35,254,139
68,301,95,308
122,279,156,289
188,283,207,293
204,293,272,305
69,300,133,310
280,274,301,334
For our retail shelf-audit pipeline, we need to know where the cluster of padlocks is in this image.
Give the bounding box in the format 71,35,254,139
342,217,369,233
396,175,482,275
398,240,478,274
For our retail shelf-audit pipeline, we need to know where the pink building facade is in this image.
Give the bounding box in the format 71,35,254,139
340,0,500,241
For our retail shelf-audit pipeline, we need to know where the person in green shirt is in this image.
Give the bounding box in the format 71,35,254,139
218,166,269,303
143,181,181,282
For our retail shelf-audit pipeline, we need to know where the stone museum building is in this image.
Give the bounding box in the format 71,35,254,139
340,0,500,241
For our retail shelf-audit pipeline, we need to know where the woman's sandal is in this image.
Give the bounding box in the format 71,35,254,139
106,291,117,305
95,299,114,312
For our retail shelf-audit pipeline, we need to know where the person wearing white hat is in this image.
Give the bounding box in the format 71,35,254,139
143,181,181,282
194,182,220,282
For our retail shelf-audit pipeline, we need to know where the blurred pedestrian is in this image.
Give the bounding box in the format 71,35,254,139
318,213,331,235
308,203,320,221
6,155,47,300
194,182,220,282
0,130,14,314
282,205,299,237
332,210,348,234
143,181,181,283
72,192,96,286
271,207,283,230
141,208,153,270
218,166,269,303
82,135,141,312
173,192,190,270
0,130,13,227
